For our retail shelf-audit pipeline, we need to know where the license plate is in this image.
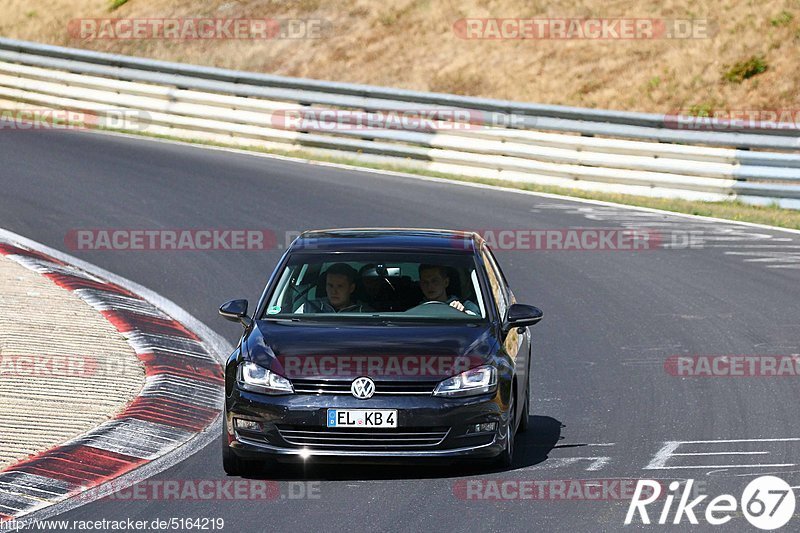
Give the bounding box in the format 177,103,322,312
327,409,397,428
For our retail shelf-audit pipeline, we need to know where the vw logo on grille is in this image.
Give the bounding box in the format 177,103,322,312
351,377,376,399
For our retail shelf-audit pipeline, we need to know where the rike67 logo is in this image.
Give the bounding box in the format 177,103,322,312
625,476,795,530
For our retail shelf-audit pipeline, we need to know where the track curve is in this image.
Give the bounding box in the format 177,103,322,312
3,130,800,532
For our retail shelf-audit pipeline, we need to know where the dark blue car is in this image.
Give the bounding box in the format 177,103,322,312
219,229,543,474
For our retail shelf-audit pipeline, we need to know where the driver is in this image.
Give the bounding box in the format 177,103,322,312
297,263,372,313
418,264,480,316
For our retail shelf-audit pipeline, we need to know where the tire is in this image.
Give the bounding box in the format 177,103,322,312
222,425,248,476
518,380,530,434
493,389,516,469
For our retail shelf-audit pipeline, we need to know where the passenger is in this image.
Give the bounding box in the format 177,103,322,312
298,263,372,313
418,264,480,316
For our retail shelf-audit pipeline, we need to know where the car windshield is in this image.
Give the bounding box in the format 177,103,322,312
262,252,488,322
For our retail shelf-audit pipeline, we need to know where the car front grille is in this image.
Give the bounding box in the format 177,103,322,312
291,379,438,395
276,426,450,450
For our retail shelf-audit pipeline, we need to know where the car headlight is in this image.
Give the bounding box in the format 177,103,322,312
237,362,294,395
433,365,497,397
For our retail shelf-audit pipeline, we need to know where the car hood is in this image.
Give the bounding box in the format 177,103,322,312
245,319,497,380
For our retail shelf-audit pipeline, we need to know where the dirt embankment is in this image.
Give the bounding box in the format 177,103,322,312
1,0,798,114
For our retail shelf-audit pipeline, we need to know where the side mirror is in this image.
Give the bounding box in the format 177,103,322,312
219,299,252,328
503,304,543,332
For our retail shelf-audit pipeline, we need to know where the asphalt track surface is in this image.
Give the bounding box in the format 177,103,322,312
3,129,800,532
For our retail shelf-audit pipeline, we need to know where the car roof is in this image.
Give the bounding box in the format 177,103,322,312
289,228,483,254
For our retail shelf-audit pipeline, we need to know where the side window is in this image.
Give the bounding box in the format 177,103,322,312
486,247,510,288
481,246,508,319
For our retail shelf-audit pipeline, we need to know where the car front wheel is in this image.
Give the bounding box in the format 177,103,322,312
493,389,516,468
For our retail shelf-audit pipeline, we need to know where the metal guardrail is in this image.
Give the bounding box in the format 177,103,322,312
0,37,798,209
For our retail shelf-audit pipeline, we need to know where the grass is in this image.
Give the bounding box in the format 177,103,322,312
723,56,769,83
770,11,794,27
109,0,130,11
89,126,800,232
687,103,714,117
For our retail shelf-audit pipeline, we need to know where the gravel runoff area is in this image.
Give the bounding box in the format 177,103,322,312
0,252,144,469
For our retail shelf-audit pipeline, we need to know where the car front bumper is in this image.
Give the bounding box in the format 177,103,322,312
225,388,510,461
